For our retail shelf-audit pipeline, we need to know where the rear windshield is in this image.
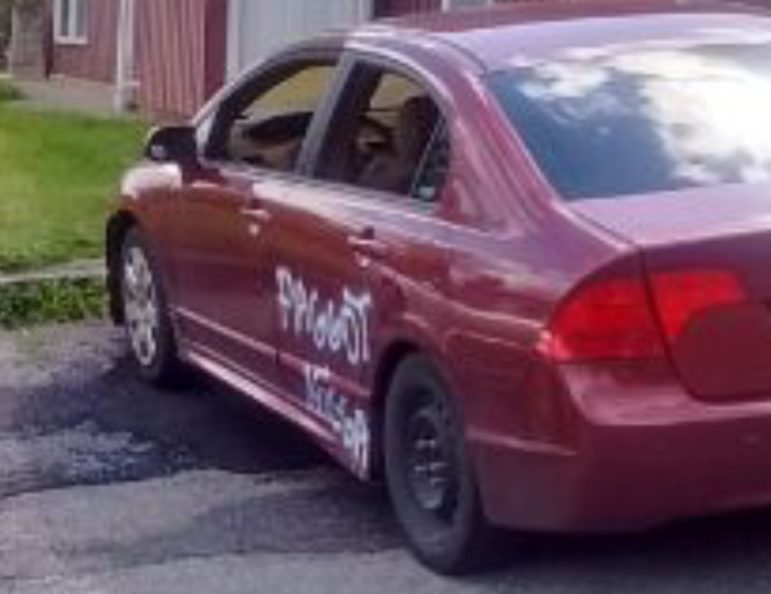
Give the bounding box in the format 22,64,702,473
489,39,771,200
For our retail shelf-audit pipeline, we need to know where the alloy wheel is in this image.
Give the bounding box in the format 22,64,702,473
122,245,160,367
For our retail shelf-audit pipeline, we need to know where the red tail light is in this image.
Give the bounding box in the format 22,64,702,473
540,277,664,362
540,268,746,363
650,270,744,344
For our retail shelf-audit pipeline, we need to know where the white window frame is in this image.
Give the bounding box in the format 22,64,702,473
54,0,89,45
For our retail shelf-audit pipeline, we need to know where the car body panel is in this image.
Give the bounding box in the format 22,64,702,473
169,164,282,390
572,184,771,248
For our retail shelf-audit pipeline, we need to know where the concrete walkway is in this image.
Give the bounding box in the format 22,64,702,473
11,77,126,118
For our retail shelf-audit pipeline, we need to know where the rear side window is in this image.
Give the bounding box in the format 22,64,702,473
489,40,771,200
314,64,447,206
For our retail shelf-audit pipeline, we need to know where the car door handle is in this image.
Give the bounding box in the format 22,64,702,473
348,235,390,259
240,207,273,224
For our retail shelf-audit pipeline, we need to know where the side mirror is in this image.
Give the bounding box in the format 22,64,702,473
144,125,198,163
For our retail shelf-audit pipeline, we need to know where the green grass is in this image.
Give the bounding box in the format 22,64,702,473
0,277,105,329
0,104,146,271
0,79,23,102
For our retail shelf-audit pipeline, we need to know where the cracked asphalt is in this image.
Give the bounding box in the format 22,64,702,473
5,323,771,592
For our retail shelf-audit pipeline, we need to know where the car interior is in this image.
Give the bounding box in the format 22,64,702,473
228,111,313,170
350,79,442,194
220,63,338,171
316,68,448,200
214,60,448,202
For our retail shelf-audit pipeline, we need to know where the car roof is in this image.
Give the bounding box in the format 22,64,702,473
349,0,771,71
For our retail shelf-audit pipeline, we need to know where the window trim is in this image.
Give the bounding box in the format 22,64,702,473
54,0,88,46
303,49,454,213
409,119,451,206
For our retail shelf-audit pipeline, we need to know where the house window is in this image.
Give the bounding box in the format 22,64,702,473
54,0,88,44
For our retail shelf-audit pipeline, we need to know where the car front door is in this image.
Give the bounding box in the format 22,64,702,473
169,54,344,392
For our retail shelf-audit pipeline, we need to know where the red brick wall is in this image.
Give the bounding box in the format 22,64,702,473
50,0,120,83
48,0,226,116
135,0,226,117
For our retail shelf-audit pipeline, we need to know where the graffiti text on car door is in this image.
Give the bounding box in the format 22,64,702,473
276,265,373,475
276,266,372,366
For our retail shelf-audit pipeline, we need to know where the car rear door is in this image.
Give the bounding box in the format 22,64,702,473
266,181,379,476
267,54,453,477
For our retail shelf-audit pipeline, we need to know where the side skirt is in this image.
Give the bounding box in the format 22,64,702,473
178,338,374,480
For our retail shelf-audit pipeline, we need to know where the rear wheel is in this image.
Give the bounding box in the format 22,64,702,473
120,227,182,387
385,354,496,574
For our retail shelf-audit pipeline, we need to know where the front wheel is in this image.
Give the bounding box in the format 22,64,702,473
384,354,497,574
120,227,182,387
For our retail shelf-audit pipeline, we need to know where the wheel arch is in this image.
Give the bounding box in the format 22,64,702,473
370,328,467,477
105,210,140,324
369,340,421,478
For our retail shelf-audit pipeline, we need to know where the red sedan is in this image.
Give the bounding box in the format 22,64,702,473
106,0,771,574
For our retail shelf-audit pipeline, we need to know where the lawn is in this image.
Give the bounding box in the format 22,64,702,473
0,78,24,102
0,101,146,272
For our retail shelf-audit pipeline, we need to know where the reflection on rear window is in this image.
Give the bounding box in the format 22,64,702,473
489,38,771,200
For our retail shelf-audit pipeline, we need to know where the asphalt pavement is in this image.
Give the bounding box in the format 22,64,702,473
3,321,771,593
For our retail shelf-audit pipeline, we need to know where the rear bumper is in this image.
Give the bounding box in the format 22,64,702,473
471,367,771,533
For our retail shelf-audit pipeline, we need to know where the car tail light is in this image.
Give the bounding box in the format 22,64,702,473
650,270,745,344
540,268,746,363
540,277,664,362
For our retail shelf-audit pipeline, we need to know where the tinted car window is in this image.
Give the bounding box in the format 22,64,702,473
209,62,338,171
489,40,771,200
314,65,445,202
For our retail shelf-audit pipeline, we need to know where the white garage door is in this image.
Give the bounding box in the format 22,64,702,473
227,0,372,79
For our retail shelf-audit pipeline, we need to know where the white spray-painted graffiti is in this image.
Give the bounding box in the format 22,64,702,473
276,266,373,474
276,266,373,367
305,364,370,475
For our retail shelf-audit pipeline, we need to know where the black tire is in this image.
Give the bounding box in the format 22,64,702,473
385,354,496,574
119,227,183,387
